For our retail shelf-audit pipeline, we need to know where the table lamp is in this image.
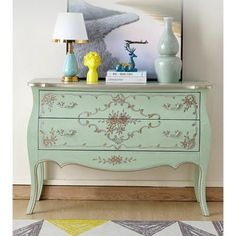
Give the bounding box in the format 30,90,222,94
53,13,88,82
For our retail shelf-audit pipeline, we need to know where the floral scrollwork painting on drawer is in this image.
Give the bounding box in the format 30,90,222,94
38,119,199,151
41,94,57,112
162,123,198,150
40,93,78,113
163,94,199,118
77,93,161,119
40,127,77,147
39,91,200,120
179,123,198,150
78,112,161,149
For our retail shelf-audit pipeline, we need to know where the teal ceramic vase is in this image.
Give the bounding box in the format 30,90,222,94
155,17,182,83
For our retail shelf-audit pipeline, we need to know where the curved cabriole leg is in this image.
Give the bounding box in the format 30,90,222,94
194,165,200,202
198,89,211,216
199,165,209,216
37,162,44,201
26,163,38,215
27,88,40,214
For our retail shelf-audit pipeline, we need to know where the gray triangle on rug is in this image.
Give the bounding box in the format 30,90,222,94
212,221,223,236
178,221,217,236
13,220,44,236
113,220,177,236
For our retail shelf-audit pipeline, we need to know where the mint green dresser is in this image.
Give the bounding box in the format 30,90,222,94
27,79,212,215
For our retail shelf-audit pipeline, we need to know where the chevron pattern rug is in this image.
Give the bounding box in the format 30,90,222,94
13,220,223,236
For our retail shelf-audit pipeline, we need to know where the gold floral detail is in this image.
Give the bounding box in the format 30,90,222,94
41,94,57,112
105,111,137,136
41,93,78,113
93,155,136,165
163,95,199,117
78,113,161,149
182,95,198,114
40,128,57,147
40,128,77,147
77,93,160,119
112,94,127,105
180,133,196,149
162,122,198,150
180,123,198,149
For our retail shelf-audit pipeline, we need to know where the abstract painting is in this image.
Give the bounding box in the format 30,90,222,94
68,0,182,79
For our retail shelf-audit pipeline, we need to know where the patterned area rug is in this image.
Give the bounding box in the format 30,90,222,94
13,220,223,236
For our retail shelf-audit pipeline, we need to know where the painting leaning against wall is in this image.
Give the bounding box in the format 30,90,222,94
68,0,182,79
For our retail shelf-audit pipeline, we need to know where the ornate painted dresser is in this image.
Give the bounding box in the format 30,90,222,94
27,79,212,215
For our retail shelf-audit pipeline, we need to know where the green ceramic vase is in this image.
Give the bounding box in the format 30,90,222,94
155,17,182,83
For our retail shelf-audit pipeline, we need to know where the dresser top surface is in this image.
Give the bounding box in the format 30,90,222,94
28,79,212,90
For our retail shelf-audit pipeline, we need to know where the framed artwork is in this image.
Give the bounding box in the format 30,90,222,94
68,0,182,79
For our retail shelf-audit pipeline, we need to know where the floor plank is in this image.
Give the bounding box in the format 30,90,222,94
13,200,223,221
13,185,223,201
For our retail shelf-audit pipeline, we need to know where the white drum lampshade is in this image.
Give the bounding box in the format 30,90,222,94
52,13,88,82
53,12,88,43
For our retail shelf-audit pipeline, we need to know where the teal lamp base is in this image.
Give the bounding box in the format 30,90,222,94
62,44,79,82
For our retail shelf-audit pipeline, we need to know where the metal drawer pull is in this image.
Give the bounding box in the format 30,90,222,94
57,101,78,109
163,130,182,138
56,129,77,137
163,103,183,111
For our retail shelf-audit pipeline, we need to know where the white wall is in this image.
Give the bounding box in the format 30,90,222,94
13,0,223,187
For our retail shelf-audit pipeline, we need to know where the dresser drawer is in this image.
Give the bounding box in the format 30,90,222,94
39,91,200,120
39,119,199,151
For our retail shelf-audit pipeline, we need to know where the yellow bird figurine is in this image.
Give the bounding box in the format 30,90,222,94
84,52,101,84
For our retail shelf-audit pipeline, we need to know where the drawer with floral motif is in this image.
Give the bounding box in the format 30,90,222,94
39,119,199,151
39,91,200,120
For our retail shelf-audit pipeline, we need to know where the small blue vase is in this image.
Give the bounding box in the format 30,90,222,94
155,17,182,83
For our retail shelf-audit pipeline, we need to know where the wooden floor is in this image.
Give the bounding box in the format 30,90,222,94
13,200,223,221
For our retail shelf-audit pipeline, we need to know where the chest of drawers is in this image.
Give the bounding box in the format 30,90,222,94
26,79,212,216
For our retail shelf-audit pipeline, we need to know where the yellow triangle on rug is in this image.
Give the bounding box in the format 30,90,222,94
48,219,108,236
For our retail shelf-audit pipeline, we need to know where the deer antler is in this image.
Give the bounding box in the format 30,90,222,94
125,40,148,45
125,42,136,54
